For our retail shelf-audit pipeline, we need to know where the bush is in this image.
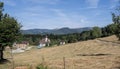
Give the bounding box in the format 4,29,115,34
36,64,48,69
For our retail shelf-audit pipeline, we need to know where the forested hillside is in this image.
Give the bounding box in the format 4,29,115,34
19,24,119,46
21,27,91,34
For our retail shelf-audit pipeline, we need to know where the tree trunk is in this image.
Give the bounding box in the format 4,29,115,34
0,50,3,60
0,46,4,60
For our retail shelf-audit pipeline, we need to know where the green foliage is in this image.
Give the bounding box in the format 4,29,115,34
0,2,21,47
80,31,91,40
21,24,119,46
107,24,118,34
67,34,77,43
36,64,48,69
112,3,120,40
21,26,107,46
91,27,102,39
0,14,21,47
21,34,42,45
101,23,118,37
0,2,21,60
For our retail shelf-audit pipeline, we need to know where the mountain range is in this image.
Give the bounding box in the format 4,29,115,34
21,27,92,35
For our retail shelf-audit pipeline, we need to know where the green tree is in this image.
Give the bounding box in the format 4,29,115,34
0,2,21,62
112,3,120,40
80,31,91,40
67,34,77,43
91,27,102,39
101,27,108,37
107,24,118,35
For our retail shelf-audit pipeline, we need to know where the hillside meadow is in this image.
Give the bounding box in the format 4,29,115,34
0,35,120,69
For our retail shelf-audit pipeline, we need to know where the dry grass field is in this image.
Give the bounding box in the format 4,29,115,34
0,35,120,69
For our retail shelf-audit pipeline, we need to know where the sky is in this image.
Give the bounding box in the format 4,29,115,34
0,0,119,30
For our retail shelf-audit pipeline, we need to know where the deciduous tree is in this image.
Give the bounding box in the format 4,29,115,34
0,2,21,62
112,2,120,40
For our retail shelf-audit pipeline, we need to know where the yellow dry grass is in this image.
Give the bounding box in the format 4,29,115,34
100,35,118,41
1,35,120,69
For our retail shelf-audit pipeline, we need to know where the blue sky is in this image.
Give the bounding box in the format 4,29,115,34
1,0,119,30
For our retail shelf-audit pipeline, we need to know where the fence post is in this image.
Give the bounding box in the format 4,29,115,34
63,57,65,69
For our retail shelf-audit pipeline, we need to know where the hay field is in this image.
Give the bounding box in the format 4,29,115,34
1,35,120,69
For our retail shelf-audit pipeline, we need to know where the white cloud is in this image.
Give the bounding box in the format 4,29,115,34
50,9,90,28
85,0,100,8
52,9,68,18
51,9,74,26
3,0,110,29
17,7,90,29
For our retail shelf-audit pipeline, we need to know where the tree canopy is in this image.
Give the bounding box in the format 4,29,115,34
112,2,120,40
0,2,21,61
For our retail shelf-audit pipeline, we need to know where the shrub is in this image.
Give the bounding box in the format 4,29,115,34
36,64,48,69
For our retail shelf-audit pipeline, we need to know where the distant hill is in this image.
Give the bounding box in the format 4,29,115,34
21,27,92,34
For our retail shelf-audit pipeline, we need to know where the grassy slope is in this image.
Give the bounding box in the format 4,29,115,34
1,35,120,69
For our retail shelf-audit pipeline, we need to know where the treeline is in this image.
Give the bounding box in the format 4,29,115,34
19,2,120,46
19,23,118,46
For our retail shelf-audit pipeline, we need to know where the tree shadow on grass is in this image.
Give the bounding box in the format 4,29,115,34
76,53,111,56
114,66,120,69
0,59,11,64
